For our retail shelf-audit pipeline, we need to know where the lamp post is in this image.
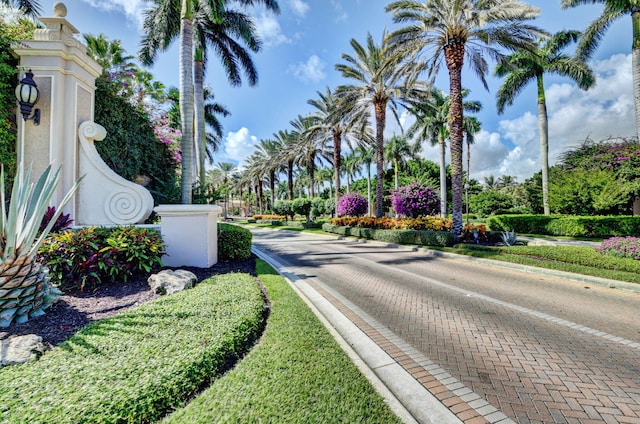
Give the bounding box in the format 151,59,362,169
15,69,40,125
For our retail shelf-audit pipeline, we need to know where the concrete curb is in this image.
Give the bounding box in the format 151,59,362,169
252,246,463,424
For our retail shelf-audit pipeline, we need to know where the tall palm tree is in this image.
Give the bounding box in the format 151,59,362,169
1,0,40,18
484,175,499,190
307,87,370,210
165,85,230,162
385,134,420,189
561,0,640,139
290,115,333,198
335,30,428,218
406,88,480,217
140,0,279,202
355,144,375,216
386,0,544,236
84,34,136,73
273,129,298,201
254,138,281,209
495,30,595,215
463,115,481,219
342,150,362,194
215,161,237,217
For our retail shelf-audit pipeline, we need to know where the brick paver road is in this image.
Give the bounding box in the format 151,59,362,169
251,229,640,424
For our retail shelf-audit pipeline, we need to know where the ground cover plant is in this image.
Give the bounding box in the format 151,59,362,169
163,259,403,423
0,273,266,423
598,236,640,260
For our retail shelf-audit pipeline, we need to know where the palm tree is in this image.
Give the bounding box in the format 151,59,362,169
165,85,230,163
386,0,544,236
495,30,595,216
406,88,480,217
355,145,375,216
385,134,420,190
273,129,298,201
484,175,499,190
290,115,332,198
215,161,237,217
463,116,481,220
307,87,370,211
335,31,428,218
1,0,40,18
254,138,281,209
561,0,640,139
140,0,279,202
83,33,136,73
342,150,362,194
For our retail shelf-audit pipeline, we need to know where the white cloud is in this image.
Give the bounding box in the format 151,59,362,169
288,0,309,19
80,0,146,28
224,127,258,167
486,53,635,183
288,55,326,83
330,0,348,22
254,12,291,46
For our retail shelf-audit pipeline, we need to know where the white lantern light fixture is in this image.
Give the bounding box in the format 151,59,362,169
15,69,40,126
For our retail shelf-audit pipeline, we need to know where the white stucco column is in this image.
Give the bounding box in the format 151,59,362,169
13,3,102,218
154,205,222,268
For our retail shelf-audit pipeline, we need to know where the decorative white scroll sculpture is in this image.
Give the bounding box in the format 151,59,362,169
75,121,154,226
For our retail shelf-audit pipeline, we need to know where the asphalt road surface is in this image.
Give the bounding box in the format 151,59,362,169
251,228,640,424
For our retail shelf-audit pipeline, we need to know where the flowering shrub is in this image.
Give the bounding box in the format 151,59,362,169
337,193,368,217
331,216,452,231
598,236,640,260
390,182,440,218
460,223,488,243
251,214,286,220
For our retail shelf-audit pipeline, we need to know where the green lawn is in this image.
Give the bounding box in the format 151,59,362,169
163,259,402,423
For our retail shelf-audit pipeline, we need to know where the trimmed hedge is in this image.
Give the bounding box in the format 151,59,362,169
0,274,266,423
322,223,455,247
218,223,252,261
487,214,640,238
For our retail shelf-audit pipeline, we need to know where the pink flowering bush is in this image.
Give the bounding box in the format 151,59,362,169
337,193,368,217
391,182,440,218
598,236,640,260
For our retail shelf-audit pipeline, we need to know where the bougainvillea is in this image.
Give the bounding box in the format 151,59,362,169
337,193,368,217
598,236,640,260
390,181,440,218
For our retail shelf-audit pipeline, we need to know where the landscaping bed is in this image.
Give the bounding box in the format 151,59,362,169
0,260,265,423
0,258,256,348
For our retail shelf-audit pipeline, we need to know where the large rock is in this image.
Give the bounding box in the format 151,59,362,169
1,334,44,367
147,270,197,295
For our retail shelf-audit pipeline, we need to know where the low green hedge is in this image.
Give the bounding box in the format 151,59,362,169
0,274,266,423
322,223,455,247
218,223,252,261
487,214,640,238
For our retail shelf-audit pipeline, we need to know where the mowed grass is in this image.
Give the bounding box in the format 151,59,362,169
163,259,402,424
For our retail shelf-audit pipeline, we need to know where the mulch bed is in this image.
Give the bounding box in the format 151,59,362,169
0,257,256,350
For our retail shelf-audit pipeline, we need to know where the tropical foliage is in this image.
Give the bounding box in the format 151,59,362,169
337,193,368,217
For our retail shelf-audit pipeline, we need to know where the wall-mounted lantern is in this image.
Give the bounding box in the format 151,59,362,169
15,69,40,126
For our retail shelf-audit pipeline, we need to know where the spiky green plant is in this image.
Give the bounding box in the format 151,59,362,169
0,164,78,326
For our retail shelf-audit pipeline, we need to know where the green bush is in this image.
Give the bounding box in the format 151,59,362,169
218,223,252,261
292,198,312,220
272,200,293,220
38,226,164,290
311,197,326,218
322,223,455,247
0,273,266,424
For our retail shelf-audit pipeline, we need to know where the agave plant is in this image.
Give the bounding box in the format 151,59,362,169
0,164,78,327
500,230,518,247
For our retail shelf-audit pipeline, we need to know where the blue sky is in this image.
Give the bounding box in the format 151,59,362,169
35,0,635,184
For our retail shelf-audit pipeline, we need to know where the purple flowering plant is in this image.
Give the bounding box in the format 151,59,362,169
391,181,440,218
598,236,640,261
337,193,368,217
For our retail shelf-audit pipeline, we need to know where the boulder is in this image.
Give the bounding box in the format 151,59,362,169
1,334,44,367
147,270,197,295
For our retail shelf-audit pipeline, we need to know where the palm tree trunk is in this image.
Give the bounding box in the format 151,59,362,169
537,74,551,215
438,134,447,218
194,51,206,184
367,164,372,216
446,45,465,236
333,131,342,213
269,170,275,210
374,102,386,218
179,0,194,204
287,160,294,200
309,153,316,198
